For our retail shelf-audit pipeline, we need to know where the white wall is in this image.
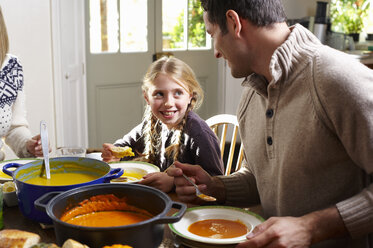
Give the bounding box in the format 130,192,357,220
1,0,56,159
282,0,327,19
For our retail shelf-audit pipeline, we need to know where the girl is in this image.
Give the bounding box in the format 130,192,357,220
102,57,224,192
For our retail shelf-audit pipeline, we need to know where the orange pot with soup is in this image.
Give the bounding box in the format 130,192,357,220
2,157,123,224
35,183,186,248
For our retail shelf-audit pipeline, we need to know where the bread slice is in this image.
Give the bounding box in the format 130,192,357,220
62,239,89,248
0,229,40,248
110,146,135,158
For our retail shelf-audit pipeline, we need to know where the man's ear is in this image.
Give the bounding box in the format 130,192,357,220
143,91,150,105
226,10,242,38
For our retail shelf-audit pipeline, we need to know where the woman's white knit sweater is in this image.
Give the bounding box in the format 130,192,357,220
218,24,373,247
0,54,32,160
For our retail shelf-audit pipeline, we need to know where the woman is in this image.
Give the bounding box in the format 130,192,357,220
0,6,44,160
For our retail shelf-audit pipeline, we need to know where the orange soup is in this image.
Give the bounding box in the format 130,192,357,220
188,219,249,239
63,211,151,227
25,172,97,186
60,194,153,227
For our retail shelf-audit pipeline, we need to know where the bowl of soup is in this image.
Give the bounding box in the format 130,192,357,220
35,183,186,248
2,157,123,224
109,161,160,183
169,206,265,246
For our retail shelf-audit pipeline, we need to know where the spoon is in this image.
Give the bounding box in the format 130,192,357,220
181,173,216,202
40,120,50,179
165,164,216,202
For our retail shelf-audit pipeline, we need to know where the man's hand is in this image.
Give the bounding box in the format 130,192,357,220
236,206,348,248
236,216,312,248
166,161,225,204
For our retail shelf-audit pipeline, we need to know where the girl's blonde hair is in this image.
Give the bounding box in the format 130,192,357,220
0,6,9,67
140,56,204,168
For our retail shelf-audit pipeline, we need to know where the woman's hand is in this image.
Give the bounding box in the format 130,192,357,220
26,134,51,157
101,143,121,163
138,172,174,193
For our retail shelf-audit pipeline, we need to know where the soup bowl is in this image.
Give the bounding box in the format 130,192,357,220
35,183,186,248
2,157,123,224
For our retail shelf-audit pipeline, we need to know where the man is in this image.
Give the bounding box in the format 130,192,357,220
166,0,373,247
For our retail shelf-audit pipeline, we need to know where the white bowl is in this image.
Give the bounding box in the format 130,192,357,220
55,147,86,157
170,206,264,245
109,161,160,183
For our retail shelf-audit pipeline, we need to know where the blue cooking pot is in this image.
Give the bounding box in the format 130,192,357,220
3,157,123,224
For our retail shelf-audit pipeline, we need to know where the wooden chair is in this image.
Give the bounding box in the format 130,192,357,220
206,114,244,175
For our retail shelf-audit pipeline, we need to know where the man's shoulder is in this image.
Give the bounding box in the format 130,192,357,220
314,45,372,81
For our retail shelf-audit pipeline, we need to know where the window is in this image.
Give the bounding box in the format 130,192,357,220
162,0,211,50
89,0,147,53
89,0,210,54
330,0,372,37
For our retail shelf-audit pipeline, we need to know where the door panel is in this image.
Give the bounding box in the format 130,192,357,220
52,0,88,148
95,82,143,145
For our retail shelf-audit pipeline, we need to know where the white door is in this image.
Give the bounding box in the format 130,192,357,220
52,0,89,149
86,0,218,148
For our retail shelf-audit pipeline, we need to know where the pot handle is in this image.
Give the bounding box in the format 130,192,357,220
2,163,22,177
153,201,187,224
34,191,62,212
104,168,124,182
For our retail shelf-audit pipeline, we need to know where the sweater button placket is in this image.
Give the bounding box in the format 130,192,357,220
266,109,274,146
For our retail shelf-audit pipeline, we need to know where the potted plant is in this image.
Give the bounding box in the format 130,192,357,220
330,0,370,41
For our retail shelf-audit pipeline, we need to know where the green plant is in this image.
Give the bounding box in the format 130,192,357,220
330,0,370,34
167,0,206,49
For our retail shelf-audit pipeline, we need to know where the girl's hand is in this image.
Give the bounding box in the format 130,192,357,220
138,172,174,193
101,143,121,163
26,134,51,157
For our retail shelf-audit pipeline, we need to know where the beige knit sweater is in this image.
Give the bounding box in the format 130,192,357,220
218,24,373,247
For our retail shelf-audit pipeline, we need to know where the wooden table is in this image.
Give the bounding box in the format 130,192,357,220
2,193,262,248
3,204,56,243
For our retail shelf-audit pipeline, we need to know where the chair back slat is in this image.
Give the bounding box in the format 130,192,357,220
219,123,228,159
236,144,244,171
206,114,244,175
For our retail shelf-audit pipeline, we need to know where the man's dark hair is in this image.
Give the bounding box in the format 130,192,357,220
200,0,287,34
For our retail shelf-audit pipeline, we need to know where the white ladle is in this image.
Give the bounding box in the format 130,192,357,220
40,120,50,179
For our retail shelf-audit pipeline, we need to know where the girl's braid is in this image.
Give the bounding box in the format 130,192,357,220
150,118,162,164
